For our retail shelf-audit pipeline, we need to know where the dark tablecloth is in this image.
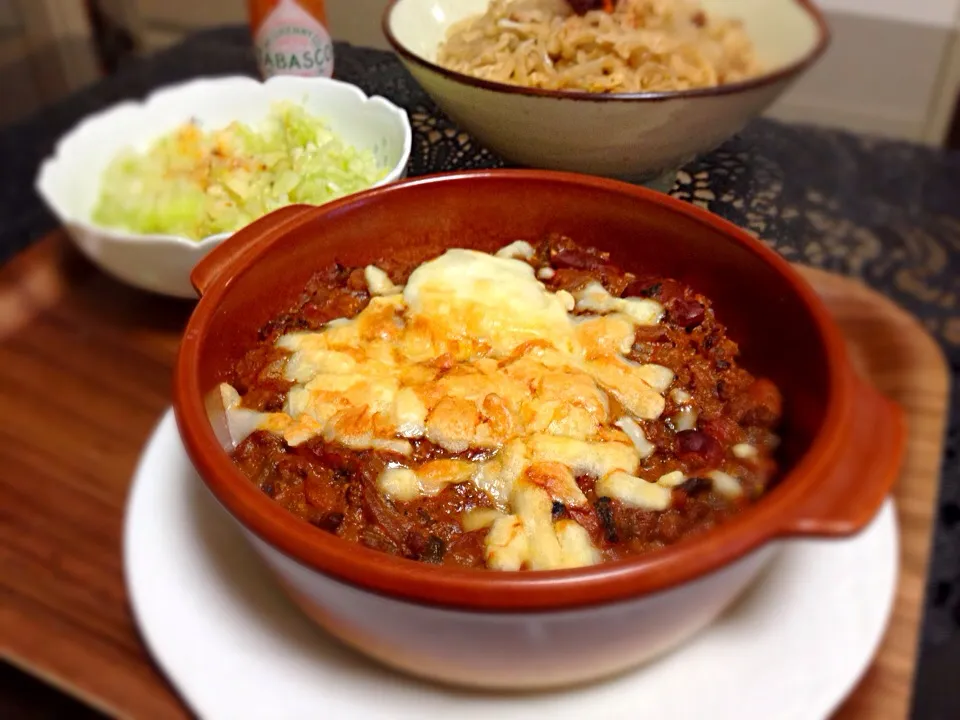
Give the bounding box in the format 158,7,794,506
1,26,957,719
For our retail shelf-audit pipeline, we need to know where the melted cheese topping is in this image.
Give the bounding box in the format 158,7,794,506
495,240,535,260
223,242,691,571
708,470,744,498
364,265,401,296
376,460,476,502
656,470,688,488
404,248,576,358
573,281,664,325
595,471,672,510
615,417,656,459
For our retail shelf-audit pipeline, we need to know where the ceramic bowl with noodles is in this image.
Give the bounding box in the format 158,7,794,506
383,0,829,188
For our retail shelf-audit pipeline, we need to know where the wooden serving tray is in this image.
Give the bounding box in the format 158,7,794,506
0,233,949,719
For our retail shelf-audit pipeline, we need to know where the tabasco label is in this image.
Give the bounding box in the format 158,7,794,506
254,0,334,78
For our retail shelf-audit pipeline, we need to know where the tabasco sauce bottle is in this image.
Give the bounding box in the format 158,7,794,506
249,0,335,78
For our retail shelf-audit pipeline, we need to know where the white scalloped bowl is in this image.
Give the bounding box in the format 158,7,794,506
35,75,412,299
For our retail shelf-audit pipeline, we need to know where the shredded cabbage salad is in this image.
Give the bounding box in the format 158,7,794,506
92,102,387,240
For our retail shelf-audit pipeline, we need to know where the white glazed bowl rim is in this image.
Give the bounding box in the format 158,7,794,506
383,0,831,103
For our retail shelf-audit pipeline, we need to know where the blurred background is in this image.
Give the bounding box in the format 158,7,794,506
1,2,957,719
1,0,959,147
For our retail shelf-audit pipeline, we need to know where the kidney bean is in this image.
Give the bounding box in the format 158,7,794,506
567,0,604,14
668,299,706,329
624,278,662,298
552,247,607,270
546,232,610,269
676,429,724,468
653,278,686,304
677,477,711,495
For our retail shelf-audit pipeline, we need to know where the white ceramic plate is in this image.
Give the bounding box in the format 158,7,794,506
125,410,898,720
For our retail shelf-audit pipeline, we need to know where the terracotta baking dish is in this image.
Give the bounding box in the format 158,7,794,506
173,170,905,690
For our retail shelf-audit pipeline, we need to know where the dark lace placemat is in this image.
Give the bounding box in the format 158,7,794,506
1,27,957,716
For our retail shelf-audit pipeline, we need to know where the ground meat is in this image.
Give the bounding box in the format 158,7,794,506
727,378,783,428
227,234,784,569
675,430,725,470
231,346,292,412
233,431,495,565
299,270,370,329
539,232,634,295
445,530,488,567
257,262,373,347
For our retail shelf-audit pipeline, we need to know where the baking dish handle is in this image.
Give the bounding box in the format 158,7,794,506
191,204,317,296
778,379,906,537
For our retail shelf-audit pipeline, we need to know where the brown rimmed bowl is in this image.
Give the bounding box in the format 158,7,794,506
382,0,830,189
173,169,904,690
